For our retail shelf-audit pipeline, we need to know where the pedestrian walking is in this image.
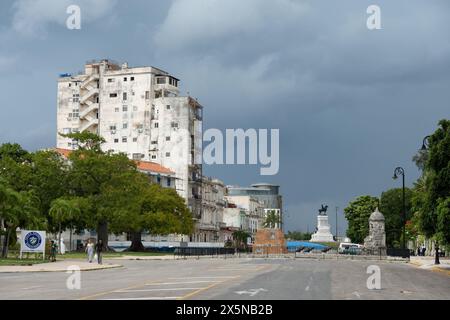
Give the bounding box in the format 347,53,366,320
85,239,94,263
95,239,103,265
50,240,58,262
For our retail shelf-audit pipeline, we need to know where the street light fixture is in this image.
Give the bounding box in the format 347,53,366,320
421,135,431,151
392,167,406,250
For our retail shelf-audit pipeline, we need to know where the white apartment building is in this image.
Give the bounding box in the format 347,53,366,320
56,59,203,218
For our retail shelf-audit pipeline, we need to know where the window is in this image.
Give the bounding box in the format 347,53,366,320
123,92,127,101
167,178,171,187
122,137,127,143
63,128,71,134
151,155,157,160
156,77,166,84
133,137,137,142
69,83,71,87
123,123,128,129
108,78,114,83
154,122,159,128
166,152,170,157
144,110,150,117
132,153,142,160
123,77,127,82
110,93,117,98
130,77,135,81
122,106,128,112
145,91,150,100
166,105,171,110
166,136,171,141
115,107,119,112
151,141,158,145
171,122,178,128
109,125,116,131
114,139,119,143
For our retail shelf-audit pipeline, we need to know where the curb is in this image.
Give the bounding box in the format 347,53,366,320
0,264,123,273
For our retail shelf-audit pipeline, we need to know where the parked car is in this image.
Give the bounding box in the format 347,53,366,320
338,243,363,254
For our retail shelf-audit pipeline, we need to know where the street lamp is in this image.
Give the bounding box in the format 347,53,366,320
421,135,431,151
392,167,406,250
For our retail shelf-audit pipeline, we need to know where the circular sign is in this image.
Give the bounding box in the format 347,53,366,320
24,232,42,249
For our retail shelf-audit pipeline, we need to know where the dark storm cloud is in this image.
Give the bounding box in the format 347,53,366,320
0,0,449,233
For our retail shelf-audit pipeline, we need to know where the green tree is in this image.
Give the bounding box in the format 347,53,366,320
413,119,450,264
49,198,82,253
379,188,413,248
344,195,379,244
263,210,281,229
232,230,251,250
65,134,136,249
285,231,312,241
107,171,193,251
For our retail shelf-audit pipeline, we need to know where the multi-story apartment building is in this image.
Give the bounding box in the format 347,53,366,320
196,177,226,242
56,59,203,218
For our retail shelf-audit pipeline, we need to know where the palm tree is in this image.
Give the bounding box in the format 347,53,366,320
232,230,251,250
49,198,80,253
263,210,281,229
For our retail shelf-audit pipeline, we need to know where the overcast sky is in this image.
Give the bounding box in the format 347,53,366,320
0,0,449,234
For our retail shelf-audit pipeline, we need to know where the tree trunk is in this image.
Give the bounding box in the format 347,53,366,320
69,227,72,252
2,228,11,258
97,221,109,251
128,231,145,252
435,242,440,265
58,223,62,254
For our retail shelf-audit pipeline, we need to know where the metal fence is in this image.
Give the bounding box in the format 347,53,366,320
387,248,410,258
173,247,235,257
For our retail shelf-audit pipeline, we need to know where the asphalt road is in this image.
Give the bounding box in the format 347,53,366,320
0,257,449,300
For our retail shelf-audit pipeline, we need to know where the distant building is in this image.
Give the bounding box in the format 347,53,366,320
227,183,283,231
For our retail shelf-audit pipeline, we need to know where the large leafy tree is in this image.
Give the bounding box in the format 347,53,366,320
107,171,193,251
344,195,379,244
379,188,413,248
65,135,136,249
412,119,450,263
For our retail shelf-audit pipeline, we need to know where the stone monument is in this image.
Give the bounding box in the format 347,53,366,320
363,207,387,256
310,205,335,242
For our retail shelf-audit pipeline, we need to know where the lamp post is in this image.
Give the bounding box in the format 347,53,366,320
393,167,406,250
335,206,338,241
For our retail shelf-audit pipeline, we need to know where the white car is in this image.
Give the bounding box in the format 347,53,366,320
338,242,363,254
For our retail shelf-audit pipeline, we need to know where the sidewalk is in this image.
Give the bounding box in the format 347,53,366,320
111,255,175,261
0,259,122,273
409,256,450,275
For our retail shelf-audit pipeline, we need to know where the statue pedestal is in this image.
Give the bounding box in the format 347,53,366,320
310,215,335,242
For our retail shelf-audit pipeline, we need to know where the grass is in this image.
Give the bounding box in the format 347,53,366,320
0,258,49,266
0,250,171,266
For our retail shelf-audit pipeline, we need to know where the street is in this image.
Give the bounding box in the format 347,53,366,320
0,258,449,300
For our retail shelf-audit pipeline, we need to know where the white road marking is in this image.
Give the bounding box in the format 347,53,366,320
235,288,268,296
305,276,313,291
352,291,361,299
102,297,181,300
169,276,238,279
146,280,222,285
22,286,42,290
116,287,205,293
